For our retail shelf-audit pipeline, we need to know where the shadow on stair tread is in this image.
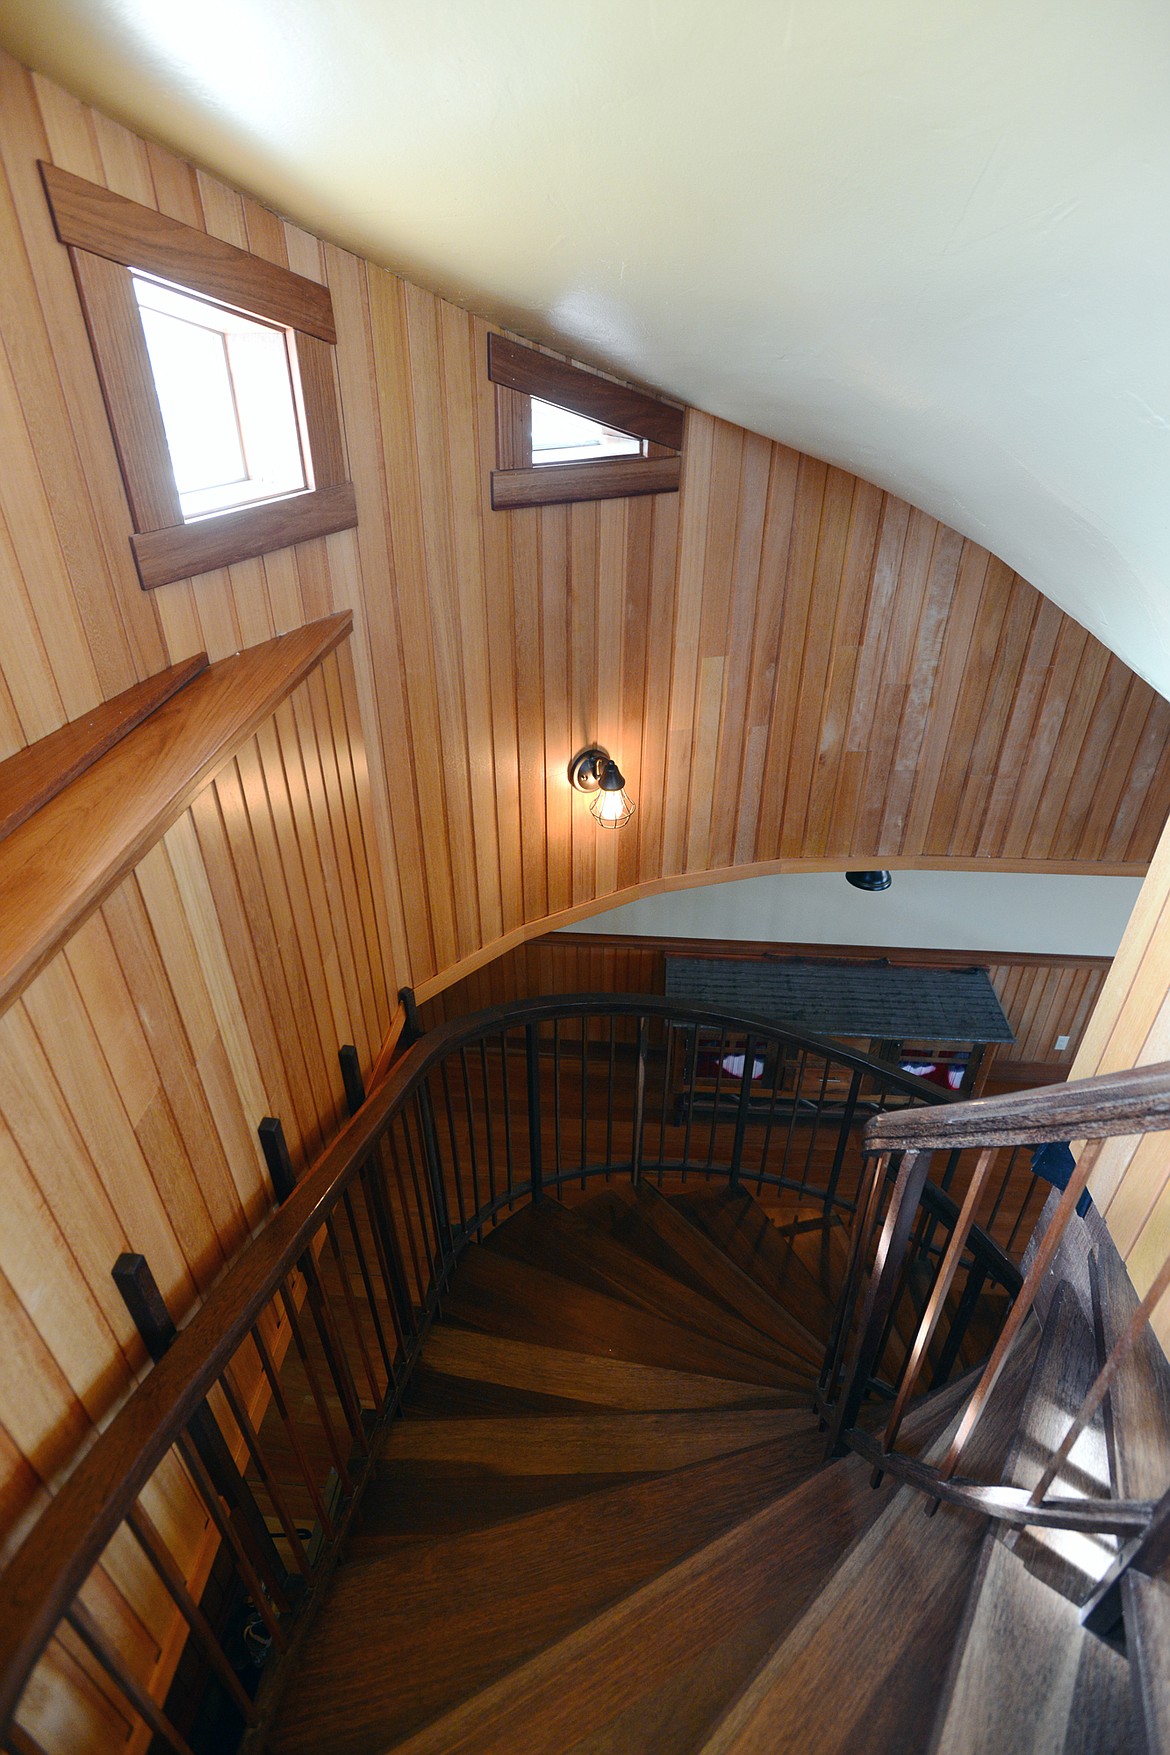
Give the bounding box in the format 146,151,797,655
930,1279,1133,1755
442,1240,812,1390
271,1429,830,1755
363,1448,901,1755
574,1182,826,1365
696,1319,1042,1755
414,1327,802,1413
479,1196,812,1375
667,1187,843,1334
377,1405,814,1476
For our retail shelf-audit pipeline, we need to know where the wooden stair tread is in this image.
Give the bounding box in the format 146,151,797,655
378,1406,813,1474
698,1320,1040,1754
368,1451,897,1755
442,1242,810,1389
668,1188,841,1334
352,1458,644,1548
271,1432,829,1755
481,1198,809,1374
415,1327,799,1412
578,1183,825,1365
931,1279,1132,1753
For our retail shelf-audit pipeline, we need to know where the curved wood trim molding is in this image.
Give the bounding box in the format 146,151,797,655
368,851,1138,1083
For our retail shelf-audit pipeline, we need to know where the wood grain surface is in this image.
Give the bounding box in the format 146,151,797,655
0,653,205,842
0,615,351,1012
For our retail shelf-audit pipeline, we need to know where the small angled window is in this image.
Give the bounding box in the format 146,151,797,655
132,278,308,519
529,397,645,466
488,334,683,510
41,161,357,591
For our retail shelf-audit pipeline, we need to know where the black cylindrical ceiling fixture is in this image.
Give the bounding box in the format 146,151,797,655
845,869,892,892
569,746,636,828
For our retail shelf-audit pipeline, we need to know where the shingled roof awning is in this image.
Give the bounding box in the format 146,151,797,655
663,956,1015,1045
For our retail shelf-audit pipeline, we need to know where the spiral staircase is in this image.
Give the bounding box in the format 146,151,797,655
0,996,1167,1755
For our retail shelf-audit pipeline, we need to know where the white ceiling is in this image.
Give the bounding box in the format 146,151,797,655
4,0,1170,696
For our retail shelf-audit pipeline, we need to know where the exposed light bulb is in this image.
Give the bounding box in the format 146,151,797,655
594,787,628,825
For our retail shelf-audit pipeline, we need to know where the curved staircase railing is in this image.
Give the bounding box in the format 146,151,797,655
0,994,1039,1755
821,1059,1170,1639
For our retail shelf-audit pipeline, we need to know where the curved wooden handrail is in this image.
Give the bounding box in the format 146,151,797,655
0,991,952,1725
865,1059,1170,1152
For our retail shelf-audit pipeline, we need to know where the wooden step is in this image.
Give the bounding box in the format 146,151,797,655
698,1318,1041,1754
378,1405,813,1475
369,1449,899,1755
416,1327,797,1411
481,1198,810,1375
353,1457,645,1549
270,1429,829,1755
441,1241,810,1390
579,1183,825,1366
668,1187,841,1335
930,1279,1132,1755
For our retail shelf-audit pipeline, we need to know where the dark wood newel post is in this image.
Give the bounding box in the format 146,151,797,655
111,1252,291,1599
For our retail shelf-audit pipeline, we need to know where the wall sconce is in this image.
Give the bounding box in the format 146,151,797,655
569,746,636,828
845,869,892,892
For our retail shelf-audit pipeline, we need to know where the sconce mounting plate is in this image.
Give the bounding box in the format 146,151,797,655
569,746,609,793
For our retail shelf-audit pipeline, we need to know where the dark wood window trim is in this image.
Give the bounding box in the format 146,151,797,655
41,163,357,591
487,332,683,510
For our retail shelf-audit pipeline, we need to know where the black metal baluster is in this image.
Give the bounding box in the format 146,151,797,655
438,1060,468,1231
217,1369,314,1580
580,1018,589,1190
276,1279,352,1494
250,1322,336,1539
728,1034,756,1194
706,1031,727,1173
258,1119,366,1445
458,1047,483,1226
126,1503,259,1723
175,1436,288,1647
823,1066,862,1218
500,1029,516,1202
112,1254,290,1604
800,1058,832,1198
479,1038,498,1214
631,1015,649,1188
525,1022,544,1203
552,1018,562,1196
65,1599,199,1755
756,1044,784,1195
606,1016,616,1177
338,1045,416,1342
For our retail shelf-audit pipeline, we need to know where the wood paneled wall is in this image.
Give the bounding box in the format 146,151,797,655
1,50,1168,1018
1072,815,1170,1354
422,933,1109,1078
0,645,392,1571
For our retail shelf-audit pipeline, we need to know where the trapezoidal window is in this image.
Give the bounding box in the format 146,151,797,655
41,162,357,591
132,277,308,518
488,333,684,510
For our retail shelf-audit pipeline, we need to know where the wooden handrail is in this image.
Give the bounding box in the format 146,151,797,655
866,1059,1170,1152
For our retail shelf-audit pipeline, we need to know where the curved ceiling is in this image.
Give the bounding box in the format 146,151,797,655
4,1,1170,695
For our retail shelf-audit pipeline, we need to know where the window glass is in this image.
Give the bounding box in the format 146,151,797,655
133,277,306,519
530,396,645,465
